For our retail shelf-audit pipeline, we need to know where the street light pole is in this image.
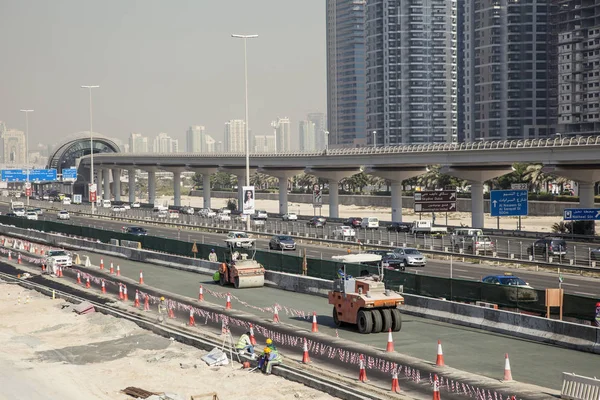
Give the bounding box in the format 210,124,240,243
232,33,258,231
324,130,329,152
373,130,377,148
20,109,34,206
81,85,99,214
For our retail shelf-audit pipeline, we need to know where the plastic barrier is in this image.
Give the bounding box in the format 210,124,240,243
561,372,600,400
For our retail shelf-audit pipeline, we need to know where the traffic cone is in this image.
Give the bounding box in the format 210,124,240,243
139,270,144,285
58,266,63,278
503,353,513,382
168,306,175,319
144,294,150,311
302,338,310,363
386,328,394,352
249,324,257,345
358,355,368,382
100,258,104,270
433,374,441,400
134,290,140,307
17,253,21,264
391,369,400,393
123,285,128,301
85,276,91,289
311,312,318,333
273,306,280,323
101,279,106,294
41,263,46,272
198,285,204,301
225,293,232,309
118,284,124,300
116,265,121,276
189,308,195,326
7,251,11,261
109,262,114,274
435,340,445,367
77,272,82,284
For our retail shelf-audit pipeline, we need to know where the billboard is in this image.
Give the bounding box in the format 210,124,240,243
242,185,255,215
312,184,322,208
89,183,97,203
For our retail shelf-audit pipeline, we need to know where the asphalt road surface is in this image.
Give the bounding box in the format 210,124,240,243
6,203,598,298
71,249,600,391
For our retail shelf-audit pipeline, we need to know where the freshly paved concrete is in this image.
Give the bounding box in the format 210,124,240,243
76,249,600,391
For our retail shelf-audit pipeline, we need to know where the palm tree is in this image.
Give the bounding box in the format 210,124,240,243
524,164,549,193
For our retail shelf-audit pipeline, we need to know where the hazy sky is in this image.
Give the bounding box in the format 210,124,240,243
0,1,326,149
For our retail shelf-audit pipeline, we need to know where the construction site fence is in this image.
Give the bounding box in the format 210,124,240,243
1,215,596,322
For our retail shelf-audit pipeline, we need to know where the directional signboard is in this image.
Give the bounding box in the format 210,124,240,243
62,168,78,181
312,184,322,208
1,169,57,182
563,208,600,221
490,190,528,217
414,190,457,212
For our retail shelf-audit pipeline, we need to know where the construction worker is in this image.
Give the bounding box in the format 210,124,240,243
263,346,283,375
257,347,270,370
265,338,277,352
158,297,167,315
595,302,600,327
337,268,352,280
212,270,220,283
235,331,255,358
208,249,218,262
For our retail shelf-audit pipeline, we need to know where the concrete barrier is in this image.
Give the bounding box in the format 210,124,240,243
561,372,600,400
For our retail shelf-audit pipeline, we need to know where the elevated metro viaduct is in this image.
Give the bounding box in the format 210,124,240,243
78,136,600,229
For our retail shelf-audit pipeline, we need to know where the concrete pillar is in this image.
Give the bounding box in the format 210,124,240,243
258,168,303,215
173,170,182,207
471,181,484,229
391,182,403,222
579,182,595,208
148,170,156,205
113,169,121,202
103,169,111,200
128,168,136,203
203,174,211,209
329,179,340,218
279,178,289,214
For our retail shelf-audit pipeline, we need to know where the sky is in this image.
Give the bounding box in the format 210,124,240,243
0,1,326,149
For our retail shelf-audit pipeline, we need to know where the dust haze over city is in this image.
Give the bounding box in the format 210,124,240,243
0,1,326,150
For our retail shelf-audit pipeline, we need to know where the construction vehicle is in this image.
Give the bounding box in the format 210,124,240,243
218,250,265,289
328,261,404,334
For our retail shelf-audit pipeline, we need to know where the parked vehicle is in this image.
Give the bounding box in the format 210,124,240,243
131,201,141,208
122,204,131,210
44,249,72,267
387,222,412,233
454,235,495,252
168,210,180,219
527,238,567,257
123,226,147,236
255,210,268,219
344,217,362,228
591,248,600,261
26,211,38,220
269,235,296,251
360,216,379,230
410,220,447,235
57,210,70,220
282,212,298,221
482,273,538,303
225,231,255,249
392,247,427,267
156,210,168,218
198,208,216,218
112,205,125,212
333,225,356,239
251,214,266,225
181,206,195,215
102,200,112,208
307,217,326,227
216,212,231,222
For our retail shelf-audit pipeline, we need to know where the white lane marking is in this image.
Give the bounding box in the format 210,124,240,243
454,269,469,272
458,275,472,279
575,291,594,296
559,282,579,287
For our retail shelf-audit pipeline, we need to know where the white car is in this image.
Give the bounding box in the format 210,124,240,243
216,213,231,222
282,212,298,221
123,204,131,210
26,211,38,220
13,208,26,217
57,210,70,220
198,208,216,218
131,201,141,208
45,249,72,267
333,225,356,238
255,210,268,219
112,205,125,212
62,197,72,205
225,231,255,249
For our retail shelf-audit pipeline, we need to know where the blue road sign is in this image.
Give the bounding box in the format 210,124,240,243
563,208,600,221
62,168,78,181
1,169,57,182
490,189,528,217
1,169,26,182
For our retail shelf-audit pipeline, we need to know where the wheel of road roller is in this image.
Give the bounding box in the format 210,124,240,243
219,273,226,286
333,306,343,327
391,308,402,332
357,310,373,334
234,277,240,289
371,309,384,333
380,308,393,332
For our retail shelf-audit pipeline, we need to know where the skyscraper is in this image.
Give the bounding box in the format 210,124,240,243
186,125,205,153
366,0,458,145
272,117,291,152
307,112,327,149
224,120,245,153
3,129,26,165
153,132,176,153
463,0,556,141
129,133,149,153
326,0,367,147
253,135,277,153
299,120,317,151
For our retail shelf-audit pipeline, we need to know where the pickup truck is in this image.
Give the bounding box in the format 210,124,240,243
45,249,72,267
410,220,448,235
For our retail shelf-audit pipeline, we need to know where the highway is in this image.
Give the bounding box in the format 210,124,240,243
4,202,599,297
65,249,600,391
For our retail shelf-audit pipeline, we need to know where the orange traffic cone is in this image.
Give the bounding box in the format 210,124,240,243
198,285,204,301
168,307,175,319
7,251,11,261
302,338,310,364
189,308,195,326
134,290,140,307
85,276,91,289
123,285,128,301
311,312,318,333
435,340,445,367
77,272,82,284
17,253,21,264
386,328,394,352
144,294,150,311
101,279,106,294
100,258,104,270
249,324,257,345
58,266,64,278
273,306,280,323
41,263,46,272
433,374,441,400
503,353,513,381
139,270,144,285
118,284,124,300
116,265,121,276
391,369,400,393
225,293,232,309
109,262,114,274
358,355,368,382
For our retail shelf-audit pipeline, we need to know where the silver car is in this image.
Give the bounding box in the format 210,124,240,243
392,247,427,267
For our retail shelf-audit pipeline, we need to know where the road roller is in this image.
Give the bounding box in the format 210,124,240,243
218,252,265,289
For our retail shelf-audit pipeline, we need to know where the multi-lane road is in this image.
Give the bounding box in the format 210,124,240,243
2,201,599,297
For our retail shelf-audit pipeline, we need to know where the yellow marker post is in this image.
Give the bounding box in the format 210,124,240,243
52,289,55,300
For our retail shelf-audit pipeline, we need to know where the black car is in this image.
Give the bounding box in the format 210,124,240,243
269,235,296,251
364,250,406,271
307,217,326,227
527,237,567,257
387,222,412,232
124,226,147,236
344,217,362,228
5,212,16,217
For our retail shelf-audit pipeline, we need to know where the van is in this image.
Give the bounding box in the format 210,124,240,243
360,216,379,230
102,200,112,208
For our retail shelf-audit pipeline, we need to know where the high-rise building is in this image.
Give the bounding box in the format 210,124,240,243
0,121,6,163
170,138,179,153
224,120,245,153
326,0,367,147
307,112,328,149
153,132,176,153
205,134,216,153
3,129,26,165
186,125,206,153
272,117,291,152
129,133,149,153
299,120,317,151
366,0,458,145
554,1,600,137
463,0,556,141
253,135,277,153
215,141,223,153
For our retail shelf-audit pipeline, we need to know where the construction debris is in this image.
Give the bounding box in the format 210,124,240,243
191,393,220,400
121,386,160,398
72,301,95,315
201,348,229,367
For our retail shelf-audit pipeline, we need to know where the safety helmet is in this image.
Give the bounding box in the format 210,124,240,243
264,347,271,353
211,249,215,252
266,338,273,345
160,297,165,301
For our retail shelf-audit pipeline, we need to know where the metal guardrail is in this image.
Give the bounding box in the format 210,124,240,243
561,372,600,400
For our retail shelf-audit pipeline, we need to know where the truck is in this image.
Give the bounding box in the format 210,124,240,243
410,220,448,235
10,201,26,216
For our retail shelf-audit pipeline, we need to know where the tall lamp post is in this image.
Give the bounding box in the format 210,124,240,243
231,33,258,231
81,85,99,214
20,109,34,206
373,130,377,148
324,130,329,152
